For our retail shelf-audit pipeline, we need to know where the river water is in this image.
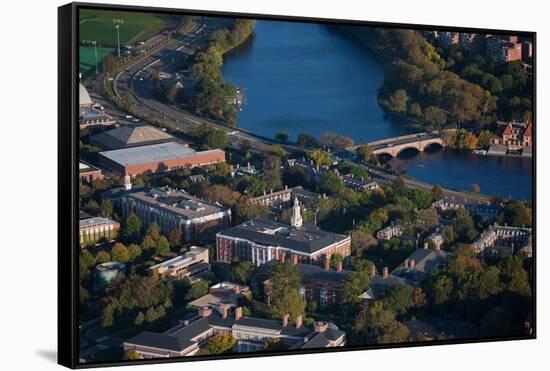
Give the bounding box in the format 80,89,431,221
221,20,533,200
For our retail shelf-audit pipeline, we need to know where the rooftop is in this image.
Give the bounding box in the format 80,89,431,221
90,123,174,150
79,216,119,229
99,142,202,167
218,219,349,255
149,246,208,274
79,83,92,106
128,187,228,220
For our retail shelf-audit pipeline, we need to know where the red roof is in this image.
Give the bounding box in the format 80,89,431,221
502,123,513,136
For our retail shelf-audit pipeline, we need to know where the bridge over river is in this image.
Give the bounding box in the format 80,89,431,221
353,132,445,158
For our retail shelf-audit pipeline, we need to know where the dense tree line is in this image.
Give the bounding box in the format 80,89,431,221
341,27,498,131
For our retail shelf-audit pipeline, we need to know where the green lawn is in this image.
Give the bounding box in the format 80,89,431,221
79,46,115,78
79,9,168,47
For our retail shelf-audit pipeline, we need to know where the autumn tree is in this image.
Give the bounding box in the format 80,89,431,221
267,262,306,321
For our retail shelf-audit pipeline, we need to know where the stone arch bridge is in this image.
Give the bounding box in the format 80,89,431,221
354,132,445,158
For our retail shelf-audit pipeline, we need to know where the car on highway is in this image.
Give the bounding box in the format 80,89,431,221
131,118,140,123
125,115,133,119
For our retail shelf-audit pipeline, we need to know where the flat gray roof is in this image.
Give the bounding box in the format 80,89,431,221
99,142,198,166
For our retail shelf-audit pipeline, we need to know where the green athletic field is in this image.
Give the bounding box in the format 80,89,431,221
79,9,168,47
79,46,115,78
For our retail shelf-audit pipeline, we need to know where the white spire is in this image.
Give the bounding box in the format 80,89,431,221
290,197,303,229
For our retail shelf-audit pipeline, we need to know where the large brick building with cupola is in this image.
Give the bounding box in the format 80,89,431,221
216,198,351,267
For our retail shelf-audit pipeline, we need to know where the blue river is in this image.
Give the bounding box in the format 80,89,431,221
221,20,533,200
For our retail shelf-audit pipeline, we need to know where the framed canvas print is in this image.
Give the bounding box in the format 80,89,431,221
58,2,536,368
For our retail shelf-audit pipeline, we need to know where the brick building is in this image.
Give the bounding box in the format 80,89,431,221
216,198,351,267
79,161,103,183
98,142,225,177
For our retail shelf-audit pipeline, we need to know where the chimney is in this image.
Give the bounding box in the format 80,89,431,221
313,321,328,333
423,242,428,249
282,314,289,327
247,162,251,171
220,305,228,319
370,264,376,277
292,255,298,265
198,306,212,317
336,262,343,272
410,259,416,269
233,285,241,294
234,307,242,321
382,267,388,278
285,185,288,190
295,315,303,329
324,258,330,271
404,259,409,269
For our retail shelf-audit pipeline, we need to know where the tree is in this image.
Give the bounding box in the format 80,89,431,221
111,243,130,263
95,250,111,264
498,201,532,227
263,156,283,191
101,305,114,327
388,89,409,112
102,55,118,74
424,106,447,130
123,213,142,241
431,184,444,200
275,131,289,142
193,123,228,149
469,183,481,193
297,133,318,148
147,223,161,241
382,285,425,316
408,102,422,117
128,243,142,261
267,262,306,321
134,311,145,326
308,149,332,167
330,253,344,268
341,270,371,305
477,130,493,148
350,230,377,257
185,280,209,301
99,199,113,218
269,145,287,158
319,171,344,196
231,260,255,285
431,275,453,305
155,236,170,256
319,132,354,150
169,229,183,249
453,208,477,242
201,333,237,355
356,144,374,163
141,235,155,252
475,266,504,299
500,255,531,297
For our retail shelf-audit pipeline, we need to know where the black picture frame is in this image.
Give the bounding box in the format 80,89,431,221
58,2,536,369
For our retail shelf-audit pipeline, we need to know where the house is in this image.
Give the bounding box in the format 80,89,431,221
248,185,322,212
376,224,403,241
